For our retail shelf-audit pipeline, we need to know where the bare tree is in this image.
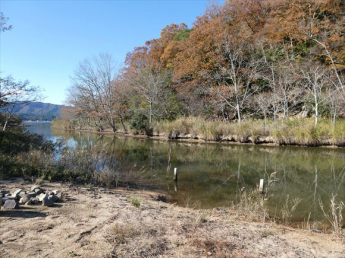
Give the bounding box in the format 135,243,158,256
0,76,41,131
210,44,260,124
255,93,271,134
0,12,12,32
301,64,329,127
327,89,343,129
127,62,172,124
275,65,302,121
68,53,126,132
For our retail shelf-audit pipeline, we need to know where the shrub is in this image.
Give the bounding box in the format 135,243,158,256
131,197,141,207
130,110,149,131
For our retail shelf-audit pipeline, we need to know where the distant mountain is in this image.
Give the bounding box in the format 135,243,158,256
1,102,63,121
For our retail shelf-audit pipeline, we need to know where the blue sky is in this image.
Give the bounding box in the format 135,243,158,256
0,0,220,105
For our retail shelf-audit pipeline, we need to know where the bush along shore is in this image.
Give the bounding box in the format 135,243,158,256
0,127,143,187
52,117,345,147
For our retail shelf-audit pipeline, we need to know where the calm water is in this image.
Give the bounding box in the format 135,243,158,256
25,122,345,228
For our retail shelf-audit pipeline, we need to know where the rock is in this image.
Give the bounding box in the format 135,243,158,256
34,188,43,194
55,192,62,201
37,193,47,202
18,192,27,200
12,189,25,199
0,190,10,198
19,195,30,204
48,191,54,196
29,197,39,204
0,190,10,196
52,189,60,195
31,185,41,192
26,192,37,198
49,195,59,202
4,196,16,200
2,199,18,209
42,195,54,207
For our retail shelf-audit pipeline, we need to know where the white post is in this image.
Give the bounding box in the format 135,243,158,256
259,179,264,193
173,168,178,181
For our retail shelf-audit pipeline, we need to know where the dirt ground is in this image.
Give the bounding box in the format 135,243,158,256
0,179,344,258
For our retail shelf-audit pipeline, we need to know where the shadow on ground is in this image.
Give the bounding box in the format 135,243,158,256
0,207,47,218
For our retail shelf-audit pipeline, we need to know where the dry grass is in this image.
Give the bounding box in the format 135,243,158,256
153,117,345,146
153,117,270,141
53,116,345,146
319,194,344,237
232,189,269,223
281,195,302,226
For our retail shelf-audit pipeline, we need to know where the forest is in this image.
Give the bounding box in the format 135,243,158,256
58,0,344,144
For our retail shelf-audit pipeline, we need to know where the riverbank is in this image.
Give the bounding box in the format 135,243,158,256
52,117,345,148
1,179,344,257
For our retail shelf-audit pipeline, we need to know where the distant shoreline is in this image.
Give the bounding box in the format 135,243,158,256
50,125,345,149
22,120,52,123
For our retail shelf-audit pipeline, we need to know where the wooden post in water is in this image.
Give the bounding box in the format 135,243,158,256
259,179,264,193
173,168,178,181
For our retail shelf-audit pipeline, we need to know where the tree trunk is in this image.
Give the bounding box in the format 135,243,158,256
2,119,8,131
236,102,241,124
111,124,116,133
120,118,127,132
149,102,152,124
2,114,11,131
332,111,336,130
314,98,318,127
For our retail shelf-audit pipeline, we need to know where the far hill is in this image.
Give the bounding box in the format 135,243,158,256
5,102,63,121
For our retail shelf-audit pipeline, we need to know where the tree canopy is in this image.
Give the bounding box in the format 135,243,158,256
65,0,344,128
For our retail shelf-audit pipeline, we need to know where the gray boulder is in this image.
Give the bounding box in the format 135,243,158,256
31,185,41,192
49,195,59,202
25,197,39,205
0,190,10,196
2,199,18,209
18,192,27,200
19,195,30,204
52,190,60,195
12,189,24,199
55,192,62,201
37,193,47,202
29,197,39,204
34,188,43,194
26,192,37,198
42,195,54,207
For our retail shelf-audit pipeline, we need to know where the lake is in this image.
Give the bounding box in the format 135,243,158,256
25,122,345,229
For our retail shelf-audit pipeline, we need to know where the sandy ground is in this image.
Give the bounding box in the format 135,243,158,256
0,179,344,258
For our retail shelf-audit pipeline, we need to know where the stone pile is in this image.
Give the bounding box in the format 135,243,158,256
0,185,63,210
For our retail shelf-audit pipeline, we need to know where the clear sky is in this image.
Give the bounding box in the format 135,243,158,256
0,0,219,105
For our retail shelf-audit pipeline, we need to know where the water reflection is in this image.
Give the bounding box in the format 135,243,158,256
26,123,345,227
